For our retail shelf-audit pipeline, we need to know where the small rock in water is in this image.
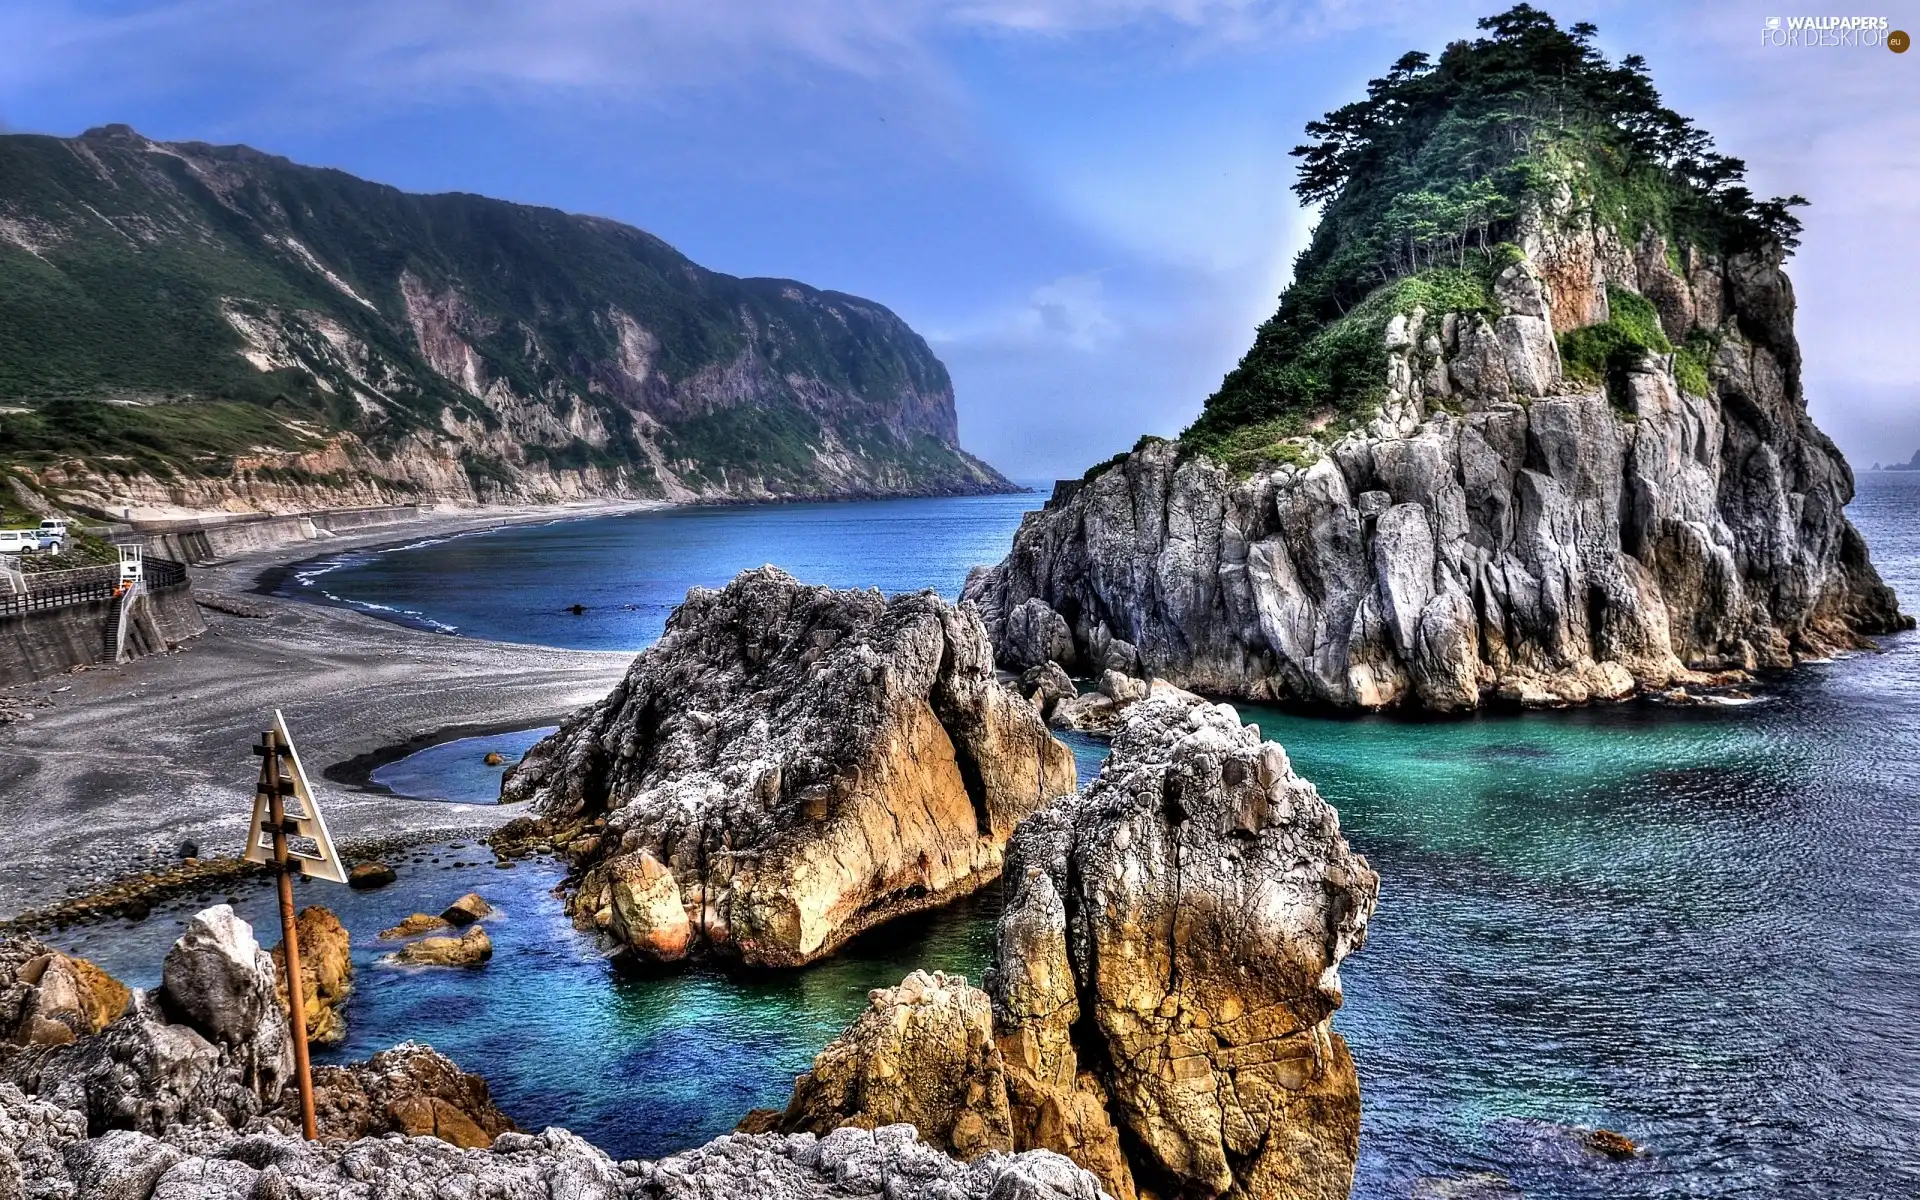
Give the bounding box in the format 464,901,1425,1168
483,751,504,766
1580,1128,1639,1159
380,913,450,940
392,925,492,968
568,603,586,615
441,893,492,926
348,861,397,890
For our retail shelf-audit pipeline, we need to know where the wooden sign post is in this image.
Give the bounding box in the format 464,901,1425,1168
245,711,345,1141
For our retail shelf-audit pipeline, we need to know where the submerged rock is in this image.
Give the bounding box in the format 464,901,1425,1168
964,241,1910,712
502,566,1077,967
348,861,396,889
440,893,493,926
380,913,451,940
271,906,352,1045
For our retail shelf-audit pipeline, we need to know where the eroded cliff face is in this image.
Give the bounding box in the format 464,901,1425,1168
500,567,1078,968
965,233,1908,710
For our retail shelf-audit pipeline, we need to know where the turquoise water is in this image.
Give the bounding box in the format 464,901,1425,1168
57,474,1920,1197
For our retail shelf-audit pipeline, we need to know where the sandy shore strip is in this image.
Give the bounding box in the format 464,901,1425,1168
0,502,648,921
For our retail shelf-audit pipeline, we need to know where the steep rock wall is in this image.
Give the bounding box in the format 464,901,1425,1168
965,239,1908,710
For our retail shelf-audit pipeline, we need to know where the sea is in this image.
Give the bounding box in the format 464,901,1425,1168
58,473,1920,1199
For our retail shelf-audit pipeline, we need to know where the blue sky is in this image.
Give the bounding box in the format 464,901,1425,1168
2,1,1917,479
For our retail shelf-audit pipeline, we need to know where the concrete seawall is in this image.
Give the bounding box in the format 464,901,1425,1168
125,505,431,565
0,579,206,684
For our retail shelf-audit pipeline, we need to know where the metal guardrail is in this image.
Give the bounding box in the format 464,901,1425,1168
0,556,189,619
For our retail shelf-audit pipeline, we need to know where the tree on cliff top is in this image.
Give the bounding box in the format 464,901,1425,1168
1186,4,1806,446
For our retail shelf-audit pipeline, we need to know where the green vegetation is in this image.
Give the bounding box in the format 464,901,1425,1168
0,126,983,495
1185,266,1496,467
1673,328,1716,396
1558,285,1670,410
1185,5,1803,451
0,397,317,478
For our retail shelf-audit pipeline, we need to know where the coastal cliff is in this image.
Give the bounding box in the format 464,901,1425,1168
964,10,1908,711
500,567,1077,967
0,126,1011,513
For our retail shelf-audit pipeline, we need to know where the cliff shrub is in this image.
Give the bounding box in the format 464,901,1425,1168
1557,285,1671,411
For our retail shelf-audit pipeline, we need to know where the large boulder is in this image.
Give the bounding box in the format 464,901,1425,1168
757,971,1013,1161
766,696,1377,1200
0,938,129,1048
502,566,1078,967
988,696,1378,1200
294,1043,516,1149
272,906,353,1046
158,906,294,1105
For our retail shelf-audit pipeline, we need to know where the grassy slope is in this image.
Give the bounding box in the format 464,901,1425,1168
0,128,999,495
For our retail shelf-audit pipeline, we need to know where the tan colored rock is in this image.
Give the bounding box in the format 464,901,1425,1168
301,1042,516,1148
605,851,692,960
380,913,451,940
272,906,353,1045
765,971,1013,1161
440,893,492,926
1,941,130,1047
394,926,491,968
503,567,1077,967
989,696,1378,1200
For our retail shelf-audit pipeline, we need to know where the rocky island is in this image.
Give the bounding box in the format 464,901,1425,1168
964,10,1909,711
500,566,1078,967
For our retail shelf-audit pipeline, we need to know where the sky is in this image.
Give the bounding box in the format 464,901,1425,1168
1,1,1916,480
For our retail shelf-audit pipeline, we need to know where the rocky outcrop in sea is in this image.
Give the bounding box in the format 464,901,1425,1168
965,234,1909,711
501,566,1078,967
763,694,1378,1200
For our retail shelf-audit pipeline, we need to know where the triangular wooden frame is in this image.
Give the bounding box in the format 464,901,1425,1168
243,709,347,883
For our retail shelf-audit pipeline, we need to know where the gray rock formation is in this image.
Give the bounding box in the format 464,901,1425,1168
768,695,1376,1200
502,566,1078,967
964,239,1908,711
0,911,1114,1200
2,1090,1105,1200
3,908,292,1138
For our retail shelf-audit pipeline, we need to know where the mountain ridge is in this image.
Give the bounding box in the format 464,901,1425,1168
0,124,1012,514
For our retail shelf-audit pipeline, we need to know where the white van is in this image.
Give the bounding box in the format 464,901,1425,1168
35,520,66,552
0,530,39,554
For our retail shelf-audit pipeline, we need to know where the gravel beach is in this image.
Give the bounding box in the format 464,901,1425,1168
0,505,644,921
